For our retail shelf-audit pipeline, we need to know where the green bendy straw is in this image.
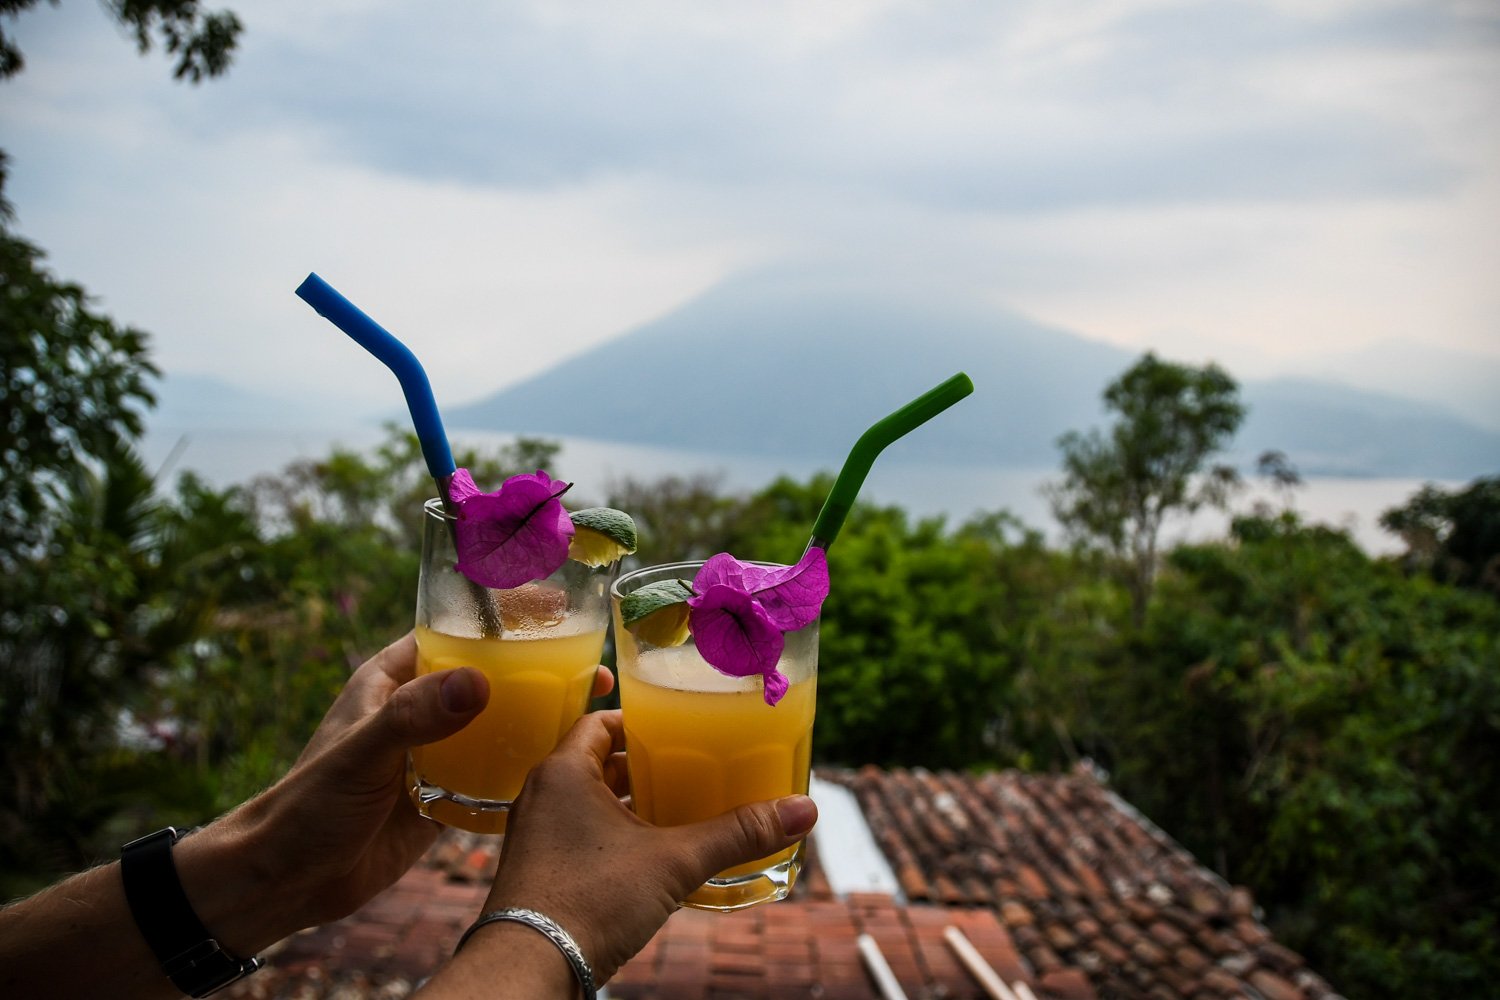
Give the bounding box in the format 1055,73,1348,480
806,372,974,552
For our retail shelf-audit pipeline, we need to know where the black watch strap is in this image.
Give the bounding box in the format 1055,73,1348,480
120,827,263,997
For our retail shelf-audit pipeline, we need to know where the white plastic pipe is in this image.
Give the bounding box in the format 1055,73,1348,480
943,925,1021,1000
857,933,909,1000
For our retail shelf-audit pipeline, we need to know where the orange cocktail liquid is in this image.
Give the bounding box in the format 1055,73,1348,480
410,624,606,829
621,646,817,879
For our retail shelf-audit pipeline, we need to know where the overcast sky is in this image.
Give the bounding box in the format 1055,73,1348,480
4,0,1498,429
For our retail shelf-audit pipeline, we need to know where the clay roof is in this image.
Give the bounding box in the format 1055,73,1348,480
222,763,1342,999
814,764,1343,1000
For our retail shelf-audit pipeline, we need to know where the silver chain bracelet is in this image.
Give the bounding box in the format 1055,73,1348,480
455,907,597,1000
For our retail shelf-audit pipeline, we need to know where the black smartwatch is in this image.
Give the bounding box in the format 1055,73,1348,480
120,826,264,997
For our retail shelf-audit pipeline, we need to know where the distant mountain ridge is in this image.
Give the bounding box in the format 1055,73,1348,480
450,271,1127,468
1236,377,1499,478
1299,341,1500,434
446,269,1499,480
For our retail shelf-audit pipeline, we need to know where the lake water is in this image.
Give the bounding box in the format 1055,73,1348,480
140,421,1447,556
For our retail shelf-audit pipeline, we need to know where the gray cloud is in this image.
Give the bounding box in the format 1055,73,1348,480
184,1,1481,205
4,0,1496,429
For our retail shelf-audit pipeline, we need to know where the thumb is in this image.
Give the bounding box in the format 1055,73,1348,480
675,794,818,889
348,667,490,766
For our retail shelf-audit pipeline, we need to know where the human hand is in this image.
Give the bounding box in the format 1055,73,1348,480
426,710,817,993
176,632,615,954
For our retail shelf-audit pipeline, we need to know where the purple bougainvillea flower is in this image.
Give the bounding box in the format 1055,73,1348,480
687,583,788,705
692,548,830,631
693,551,767,594
752,547,829,631
686,550,829,706
446,468,484,504
452,469,575,590
760,664,789,706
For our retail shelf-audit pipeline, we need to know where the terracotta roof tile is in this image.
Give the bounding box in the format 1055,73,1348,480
222,762,1343,1000
820,763,1345,1000
1042,967,1102,1000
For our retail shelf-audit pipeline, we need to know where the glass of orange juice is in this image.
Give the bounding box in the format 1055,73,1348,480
612,559,819,911
408,497,616,834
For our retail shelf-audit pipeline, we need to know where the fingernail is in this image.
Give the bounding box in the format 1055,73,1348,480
775,795,817,837
440,669,481,713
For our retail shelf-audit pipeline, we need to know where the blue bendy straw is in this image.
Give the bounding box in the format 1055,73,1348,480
295,273,457,488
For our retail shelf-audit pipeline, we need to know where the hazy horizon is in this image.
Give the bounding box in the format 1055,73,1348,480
139,414,1448,560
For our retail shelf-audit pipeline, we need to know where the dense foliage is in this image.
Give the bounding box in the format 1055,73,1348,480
1380,475,1500,597
1,227,179,876
3,221,1496,994
1121,514,1499,995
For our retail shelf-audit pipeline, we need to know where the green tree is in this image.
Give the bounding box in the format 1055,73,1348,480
1380,475,1500,597
0,226,169,854
0,226,158,570
0,0,243,521
1112,512,1500,999
0,442,228,891
1047,352,1245,625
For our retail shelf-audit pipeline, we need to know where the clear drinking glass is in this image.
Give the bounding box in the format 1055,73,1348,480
611,559,819,911
408,497,616,834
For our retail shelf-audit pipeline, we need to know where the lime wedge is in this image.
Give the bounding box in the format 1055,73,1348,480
568,507,638,567
619,578,695,647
